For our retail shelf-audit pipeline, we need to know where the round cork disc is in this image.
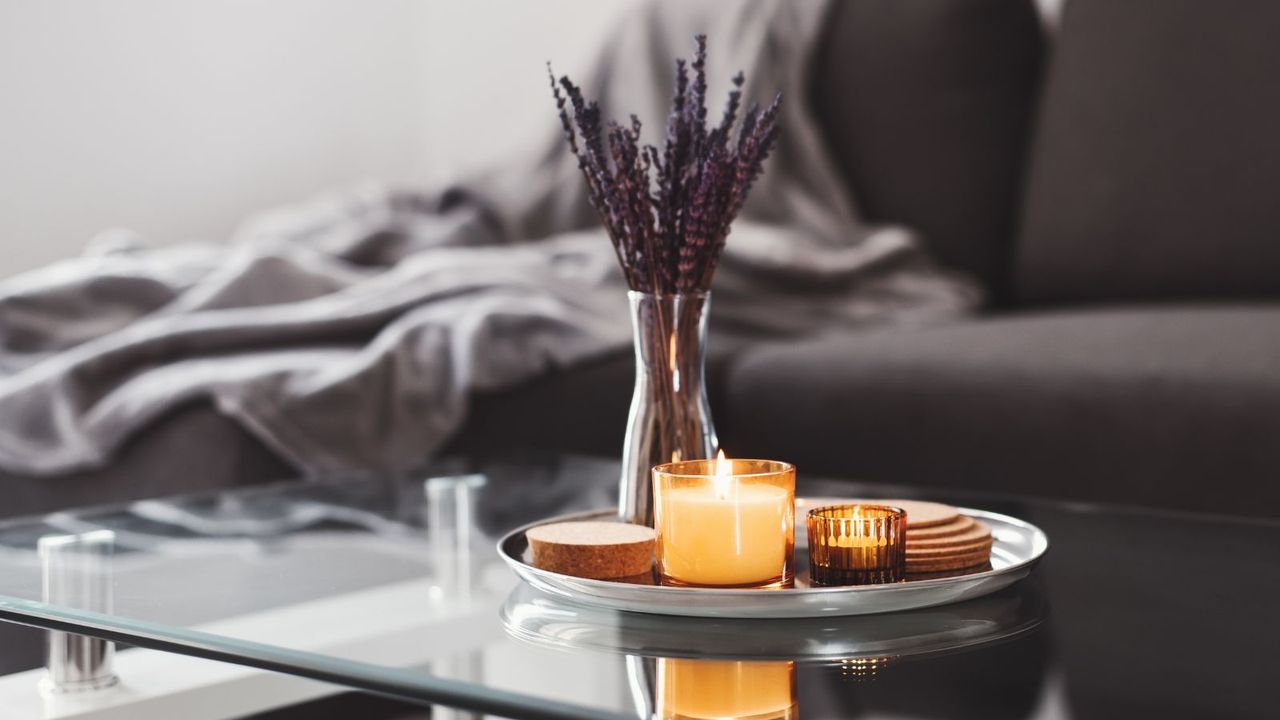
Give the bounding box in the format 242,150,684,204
906,536,994,558
527,521,655,580
907,521,991,549
906,516,976,540
907,551,993,572
906,562,993,580
869,499,960,529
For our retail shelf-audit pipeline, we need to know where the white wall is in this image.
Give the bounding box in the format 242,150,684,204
0,0,630,278
417,2,635,188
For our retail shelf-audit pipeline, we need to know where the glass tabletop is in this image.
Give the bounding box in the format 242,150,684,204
0,453,1276,719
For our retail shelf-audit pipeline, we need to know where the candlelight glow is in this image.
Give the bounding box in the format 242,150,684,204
713,449,733,499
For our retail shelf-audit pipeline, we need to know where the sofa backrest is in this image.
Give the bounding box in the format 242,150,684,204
1013,0,1280,305
810,0,1044,303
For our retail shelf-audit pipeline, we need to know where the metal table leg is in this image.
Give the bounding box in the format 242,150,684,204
38,529,119,695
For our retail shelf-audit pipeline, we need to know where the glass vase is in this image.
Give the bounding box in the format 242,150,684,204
618,291,718,527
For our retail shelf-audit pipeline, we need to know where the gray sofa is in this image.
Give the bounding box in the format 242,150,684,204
5,0,1279,520
457,0,1280,519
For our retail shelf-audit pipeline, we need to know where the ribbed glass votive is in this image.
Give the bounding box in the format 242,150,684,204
806,504,906,586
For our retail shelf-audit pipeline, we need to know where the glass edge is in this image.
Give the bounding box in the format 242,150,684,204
652,459,797,480
0,595,630,720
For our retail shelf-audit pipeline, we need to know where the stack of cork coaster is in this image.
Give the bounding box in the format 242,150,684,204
880,499,993,576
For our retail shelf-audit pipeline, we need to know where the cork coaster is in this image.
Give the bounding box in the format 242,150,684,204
906,562,993,580
906,515,976,540
868,499,959,529
908,521,991,549
906,549,993,572
906,536,993,558
527,521,655,580
800,498,959,531
906,533,993,571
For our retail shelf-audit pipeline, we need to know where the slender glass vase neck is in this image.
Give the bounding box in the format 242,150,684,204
627,292,711,372
619,291,718,527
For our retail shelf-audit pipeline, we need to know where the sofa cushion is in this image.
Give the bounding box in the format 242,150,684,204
0,401,293,520
810,0,1044,301
721,306,1280,517
443,351,635,460
1014,0,1280,304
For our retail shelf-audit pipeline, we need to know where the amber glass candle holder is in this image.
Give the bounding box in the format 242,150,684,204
806,504,906,586
652,458,795,589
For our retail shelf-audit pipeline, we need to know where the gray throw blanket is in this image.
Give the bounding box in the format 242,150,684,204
0,0,977,477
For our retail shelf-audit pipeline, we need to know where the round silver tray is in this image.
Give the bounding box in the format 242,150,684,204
497,504,1048,618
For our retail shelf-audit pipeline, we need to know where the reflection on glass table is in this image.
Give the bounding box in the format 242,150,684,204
657,658,797,720
502,579,1047,719
500,580,1047,662
0,453,1274,719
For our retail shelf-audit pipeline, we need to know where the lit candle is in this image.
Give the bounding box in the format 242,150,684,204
652,453,795,588
806,504,906,586
658,658,796,720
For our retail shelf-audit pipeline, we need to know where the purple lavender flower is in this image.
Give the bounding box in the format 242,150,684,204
550,35,781,293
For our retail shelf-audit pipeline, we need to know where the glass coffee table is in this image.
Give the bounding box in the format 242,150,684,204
0,454,1274,718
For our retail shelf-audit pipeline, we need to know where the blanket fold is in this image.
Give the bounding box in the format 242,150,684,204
0,0,977,477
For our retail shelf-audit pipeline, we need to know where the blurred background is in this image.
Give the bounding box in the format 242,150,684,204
0,0,1071,278
0,0,634,276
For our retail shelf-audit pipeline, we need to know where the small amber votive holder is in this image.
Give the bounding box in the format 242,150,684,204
806,504,906,586
652,459,795,589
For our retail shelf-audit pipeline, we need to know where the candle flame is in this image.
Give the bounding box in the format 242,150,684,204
713,449,733,499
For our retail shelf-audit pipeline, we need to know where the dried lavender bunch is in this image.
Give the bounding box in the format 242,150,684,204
550,35,782,293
